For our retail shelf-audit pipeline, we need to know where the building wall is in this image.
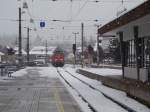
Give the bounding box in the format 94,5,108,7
103,15,150,41
124,67,137,79
124,67,149,82
140,68,148,82
101,14,150,81
105,15,150,81
119,15,150,41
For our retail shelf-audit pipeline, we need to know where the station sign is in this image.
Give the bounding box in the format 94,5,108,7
40,21,45,28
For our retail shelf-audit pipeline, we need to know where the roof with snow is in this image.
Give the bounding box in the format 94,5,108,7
30,46,56,55
14,47,27,55
0,52,4,56
98,1,150,35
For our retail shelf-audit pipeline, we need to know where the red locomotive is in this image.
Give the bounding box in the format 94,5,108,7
51,47,65,67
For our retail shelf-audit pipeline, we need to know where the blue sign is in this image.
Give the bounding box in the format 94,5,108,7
40,21,45,28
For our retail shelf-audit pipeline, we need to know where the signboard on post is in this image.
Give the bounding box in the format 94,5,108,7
40,21,45,28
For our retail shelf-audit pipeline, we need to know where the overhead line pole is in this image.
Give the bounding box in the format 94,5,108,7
18,8,22,67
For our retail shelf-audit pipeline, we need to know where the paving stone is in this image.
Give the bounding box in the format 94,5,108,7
0,68,82,112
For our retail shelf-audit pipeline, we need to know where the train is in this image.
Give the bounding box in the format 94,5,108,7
51,47,65,67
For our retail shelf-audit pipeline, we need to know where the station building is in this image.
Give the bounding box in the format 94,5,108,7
98,1,150,82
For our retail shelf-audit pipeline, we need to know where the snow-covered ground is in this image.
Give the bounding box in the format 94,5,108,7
59,67,127,112
65,64,122,76
64,67,150,112
0,66,149,112
81,67,122,76
0,68,27,82
12,68,27,77
38,67,59,78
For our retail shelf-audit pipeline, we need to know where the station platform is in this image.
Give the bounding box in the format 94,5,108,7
0,68,81,112
76,68,150,107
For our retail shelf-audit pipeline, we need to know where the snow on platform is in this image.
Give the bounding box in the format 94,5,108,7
0,67,82,112
81,67,122,76
65,67,150,112
59,68,127,112
1,66,149,112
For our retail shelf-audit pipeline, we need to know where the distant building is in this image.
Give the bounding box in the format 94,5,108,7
0,52,4,62
13,47,27,63
14,47,27,55
98,1,150,82
30,46,56,61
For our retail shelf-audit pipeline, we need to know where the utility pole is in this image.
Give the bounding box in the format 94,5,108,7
73,32,79,67
81,23,84,68
18,8,22,66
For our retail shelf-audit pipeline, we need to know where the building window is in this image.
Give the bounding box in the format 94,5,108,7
124,37,150,69
143,37,150,68
125,40,136,67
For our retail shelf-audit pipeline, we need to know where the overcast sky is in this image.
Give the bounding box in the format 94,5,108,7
0,0,145,44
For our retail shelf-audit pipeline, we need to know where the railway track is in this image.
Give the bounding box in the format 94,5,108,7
57,68,98,112
57,68,137,112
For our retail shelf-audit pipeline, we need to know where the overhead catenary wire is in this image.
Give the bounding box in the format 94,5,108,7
41,0,143,3
0,18,102,23
72,0,89,20
43,24,98,30
19,0,145,40
0,18,26,22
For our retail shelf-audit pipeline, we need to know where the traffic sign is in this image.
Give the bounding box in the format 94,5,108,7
40,21,45,28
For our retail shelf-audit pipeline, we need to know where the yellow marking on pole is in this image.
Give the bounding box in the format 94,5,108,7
53,87,65,112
